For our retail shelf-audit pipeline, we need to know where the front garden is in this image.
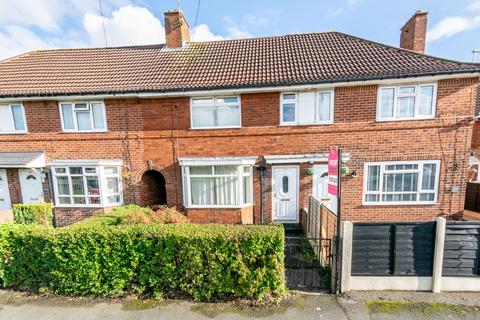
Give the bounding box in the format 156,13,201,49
0,204,287,302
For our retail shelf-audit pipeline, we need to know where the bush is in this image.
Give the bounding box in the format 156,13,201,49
13,203,53,226
1,223,286,301
71,205,189,228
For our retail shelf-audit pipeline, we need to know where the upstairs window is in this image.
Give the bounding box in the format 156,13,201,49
0,104,27,133
364,160,440,205
59,102,107,132
280,90,334,125
377,84,436,120
190,96,241,129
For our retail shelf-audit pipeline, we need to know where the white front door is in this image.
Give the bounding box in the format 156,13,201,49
19,169,44,204
313,164,336,212
272,166,299,222
0,169,11,209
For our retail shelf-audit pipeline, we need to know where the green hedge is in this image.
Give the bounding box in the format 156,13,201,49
0,224,285,301
13,203,53,226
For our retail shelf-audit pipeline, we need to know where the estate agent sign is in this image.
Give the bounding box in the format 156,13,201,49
328,147,339,197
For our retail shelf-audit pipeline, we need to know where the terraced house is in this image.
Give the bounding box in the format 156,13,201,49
0,10,479,226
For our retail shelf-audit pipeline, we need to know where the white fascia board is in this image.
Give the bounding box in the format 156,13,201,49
178,156,258,166
264,153,351,164
49,159,123,166
2,73,479,102
27,153,46,168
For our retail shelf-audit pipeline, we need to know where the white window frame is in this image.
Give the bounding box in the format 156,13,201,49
363,160,441,206
190,96,241,129
51,161,123,208
376,83,437,121
0,103,28,134
182,164,253,208
58,101,108,132
280,90,334,126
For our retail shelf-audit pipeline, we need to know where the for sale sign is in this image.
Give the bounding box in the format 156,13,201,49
328,147,339,197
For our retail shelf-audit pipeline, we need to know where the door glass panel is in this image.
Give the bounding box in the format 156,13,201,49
282,176,289,193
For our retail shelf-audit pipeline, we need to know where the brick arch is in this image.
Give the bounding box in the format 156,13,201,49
137,169,168,207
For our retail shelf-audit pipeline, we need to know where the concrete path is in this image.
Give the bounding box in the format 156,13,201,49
0,291,348,320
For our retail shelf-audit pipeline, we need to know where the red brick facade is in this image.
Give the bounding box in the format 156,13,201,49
0,77,478,225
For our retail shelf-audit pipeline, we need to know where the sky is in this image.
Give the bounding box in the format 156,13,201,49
0,0,479,62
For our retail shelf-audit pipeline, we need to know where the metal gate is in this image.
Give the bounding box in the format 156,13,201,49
284,236,332,291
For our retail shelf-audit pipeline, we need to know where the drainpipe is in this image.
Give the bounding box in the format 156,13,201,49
256,162,267,224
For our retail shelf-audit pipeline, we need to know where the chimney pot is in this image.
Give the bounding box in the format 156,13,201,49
400,10,428,53
164,10,190,48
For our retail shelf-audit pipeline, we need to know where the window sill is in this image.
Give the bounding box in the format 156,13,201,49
190,126,241,130
185,204,253,209
0,131,28,135
362,201,438,206
375,117,436,122
279,122,334,126
54,203,122,208
61,130,109,133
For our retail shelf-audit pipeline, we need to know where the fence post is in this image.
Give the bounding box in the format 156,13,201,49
432,217,446,293
339,221,353,293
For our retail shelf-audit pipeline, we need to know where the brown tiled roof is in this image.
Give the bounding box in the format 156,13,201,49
0,31,479,98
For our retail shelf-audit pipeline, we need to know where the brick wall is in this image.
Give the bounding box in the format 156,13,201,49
0,77,477,225
6,169,22,205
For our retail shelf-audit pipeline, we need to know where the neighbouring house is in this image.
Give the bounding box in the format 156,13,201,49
0,10,479,226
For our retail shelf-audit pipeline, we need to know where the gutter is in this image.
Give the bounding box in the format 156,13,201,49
0,71,479,102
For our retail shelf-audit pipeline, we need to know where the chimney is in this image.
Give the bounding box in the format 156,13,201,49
400,10,428,53
164,10,190,48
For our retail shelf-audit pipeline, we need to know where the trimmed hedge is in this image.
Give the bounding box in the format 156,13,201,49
13,203,53,226
0,223,285,301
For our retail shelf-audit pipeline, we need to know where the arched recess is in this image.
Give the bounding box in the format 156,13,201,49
139,170,167,206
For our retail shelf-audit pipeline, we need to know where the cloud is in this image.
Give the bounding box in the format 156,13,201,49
222,17,252,39
347,0,359,8
467,0,480,12
191,24,226,42
427,16,480,42
328,8,344,17
83,5,165,47
0,25,57,60
243,14,270,27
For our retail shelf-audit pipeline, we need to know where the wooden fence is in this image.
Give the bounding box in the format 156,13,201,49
340,219,480,292
300,195,337,267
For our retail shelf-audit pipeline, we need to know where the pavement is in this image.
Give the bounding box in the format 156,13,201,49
1,289,480,319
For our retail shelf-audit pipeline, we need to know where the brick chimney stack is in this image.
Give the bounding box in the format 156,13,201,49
164,10,190,48
400,10,428,53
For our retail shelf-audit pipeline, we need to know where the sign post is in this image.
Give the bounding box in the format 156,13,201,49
328,147,342,293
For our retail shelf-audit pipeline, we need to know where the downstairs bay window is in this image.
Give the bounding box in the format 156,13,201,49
182,164,253,207
363,160,440,205
51,161,123,207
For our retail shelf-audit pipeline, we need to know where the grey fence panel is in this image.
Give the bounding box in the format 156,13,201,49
352,222,435,276
443,222,480,277
351,224,394,276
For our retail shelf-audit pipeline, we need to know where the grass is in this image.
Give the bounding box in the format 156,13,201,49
367,300,475,317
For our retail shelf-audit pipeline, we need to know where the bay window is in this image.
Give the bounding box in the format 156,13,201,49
280,90,334,125
190,96,241,129
0,104,27,133
182,164,253,207
377,83,436,120
364,160,440,204
52,161,122,207
59,101,107,132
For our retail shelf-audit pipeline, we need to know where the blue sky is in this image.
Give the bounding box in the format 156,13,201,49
0,0,479,62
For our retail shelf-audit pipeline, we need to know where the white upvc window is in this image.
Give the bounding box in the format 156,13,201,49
190,96,241,129
59,101,107,132
377,83,437,121
280,90,334,125
182,164,253,207
0,103,27,134
52,164,122,207
363,160,440,205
